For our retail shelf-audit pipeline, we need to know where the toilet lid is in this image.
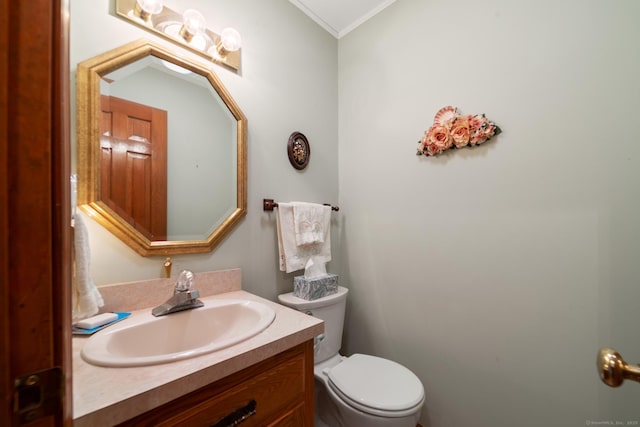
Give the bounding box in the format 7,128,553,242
327,354,424,414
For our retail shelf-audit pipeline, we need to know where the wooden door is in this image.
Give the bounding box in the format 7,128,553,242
1,0,72,425
100,95,168,241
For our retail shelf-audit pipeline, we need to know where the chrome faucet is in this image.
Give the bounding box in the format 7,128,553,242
152,270,204,317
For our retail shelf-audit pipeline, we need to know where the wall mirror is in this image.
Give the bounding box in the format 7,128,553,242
77,39,247,256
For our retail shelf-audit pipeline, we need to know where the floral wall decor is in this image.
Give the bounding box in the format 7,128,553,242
416,106,501,157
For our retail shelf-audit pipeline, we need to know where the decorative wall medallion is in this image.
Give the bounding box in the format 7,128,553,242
416,106,501,157
288,131,310,170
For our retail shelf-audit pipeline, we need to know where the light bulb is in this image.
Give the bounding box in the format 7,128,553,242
220,28,242,52
134,0,163,21
216,28,242,58
180,9,206,40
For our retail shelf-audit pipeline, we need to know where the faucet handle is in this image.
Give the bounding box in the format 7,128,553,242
175,270,195,292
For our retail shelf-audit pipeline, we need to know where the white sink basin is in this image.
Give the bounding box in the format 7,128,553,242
81,298,276,367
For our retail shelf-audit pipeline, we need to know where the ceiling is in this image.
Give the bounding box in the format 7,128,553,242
289,0,396,39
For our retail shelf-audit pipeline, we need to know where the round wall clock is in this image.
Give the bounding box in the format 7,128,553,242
287,131,310,170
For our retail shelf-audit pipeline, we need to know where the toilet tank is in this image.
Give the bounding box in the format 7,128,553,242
278,286,349,363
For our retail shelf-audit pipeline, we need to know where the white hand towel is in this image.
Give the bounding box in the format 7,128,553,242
292,202,331,246
276,202,331,273
72,213,104,319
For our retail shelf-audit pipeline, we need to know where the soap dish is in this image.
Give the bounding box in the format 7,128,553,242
72,312,131,335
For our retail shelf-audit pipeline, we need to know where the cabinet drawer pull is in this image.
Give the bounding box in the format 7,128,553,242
210,399,257,427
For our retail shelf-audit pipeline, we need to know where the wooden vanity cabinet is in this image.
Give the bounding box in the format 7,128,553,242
117,341,314,427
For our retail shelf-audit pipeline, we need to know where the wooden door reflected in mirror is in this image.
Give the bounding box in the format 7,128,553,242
100,95,168,241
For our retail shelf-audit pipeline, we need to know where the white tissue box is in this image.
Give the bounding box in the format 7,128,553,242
293,274,338,300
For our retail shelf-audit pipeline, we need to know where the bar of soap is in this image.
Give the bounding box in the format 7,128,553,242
75,312,118,329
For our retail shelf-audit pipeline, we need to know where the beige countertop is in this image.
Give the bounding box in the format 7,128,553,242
72,270,323,426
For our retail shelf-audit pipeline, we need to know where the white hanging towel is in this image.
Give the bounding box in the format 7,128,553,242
276,202,331,273
72,213,104,319
292,202,331,246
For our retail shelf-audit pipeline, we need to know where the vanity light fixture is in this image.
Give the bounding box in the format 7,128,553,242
116,0,242,71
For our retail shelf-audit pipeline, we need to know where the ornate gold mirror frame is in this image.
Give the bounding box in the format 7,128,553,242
77,39,247,256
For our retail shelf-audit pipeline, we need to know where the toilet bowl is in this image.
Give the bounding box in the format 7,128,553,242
278,287,424,427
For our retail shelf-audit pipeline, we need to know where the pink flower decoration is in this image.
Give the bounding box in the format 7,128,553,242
417,107,501,156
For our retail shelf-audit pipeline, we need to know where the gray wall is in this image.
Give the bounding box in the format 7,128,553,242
338,0,640,425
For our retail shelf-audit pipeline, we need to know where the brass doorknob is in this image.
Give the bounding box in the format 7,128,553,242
597,347,640,387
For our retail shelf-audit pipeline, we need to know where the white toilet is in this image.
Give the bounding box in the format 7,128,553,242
278,286,424,427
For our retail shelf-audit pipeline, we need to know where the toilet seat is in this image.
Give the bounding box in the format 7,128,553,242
326,354,424,418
